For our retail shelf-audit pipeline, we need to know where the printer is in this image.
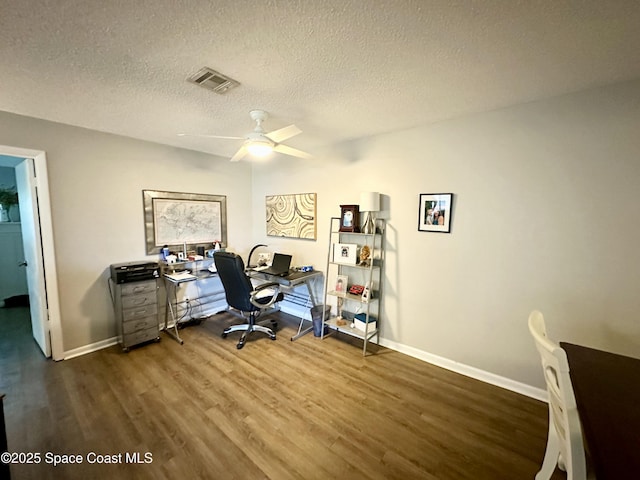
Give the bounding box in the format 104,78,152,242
110,261,159,284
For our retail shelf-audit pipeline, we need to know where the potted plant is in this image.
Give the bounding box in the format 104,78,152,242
0,186,19,222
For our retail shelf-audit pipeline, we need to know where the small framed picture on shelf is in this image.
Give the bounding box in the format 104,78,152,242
339,204,360,232
333,243,358,265
335,275,348,296
418,193,453,233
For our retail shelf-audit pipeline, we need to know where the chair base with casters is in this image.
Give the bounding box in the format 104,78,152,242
214,251,284,349
222,303,281,349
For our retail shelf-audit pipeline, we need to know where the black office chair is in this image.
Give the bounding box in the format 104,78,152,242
213,252,283,349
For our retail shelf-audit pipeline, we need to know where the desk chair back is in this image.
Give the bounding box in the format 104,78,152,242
213,252,281,349
528,310,587,480
214,252,256,313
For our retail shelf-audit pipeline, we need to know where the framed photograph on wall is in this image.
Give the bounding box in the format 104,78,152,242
418,193,453,233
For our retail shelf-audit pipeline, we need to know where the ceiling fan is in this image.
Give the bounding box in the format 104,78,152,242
178,110,312,162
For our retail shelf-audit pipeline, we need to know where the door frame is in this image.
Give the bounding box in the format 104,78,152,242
0,144,63,360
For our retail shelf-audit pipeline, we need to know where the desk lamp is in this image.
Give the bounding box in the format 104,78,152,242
247,244,267,269
359,192,380,235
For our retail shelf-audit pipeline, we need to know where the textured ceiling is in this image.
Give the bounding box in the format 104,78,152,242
1,0,640,160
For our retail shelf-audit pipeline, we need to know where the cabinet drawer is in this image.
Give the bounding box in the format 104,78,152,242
123,327,159,347
123,315,158,334
121,280,157,297
122,293,157,310
123,303,158,321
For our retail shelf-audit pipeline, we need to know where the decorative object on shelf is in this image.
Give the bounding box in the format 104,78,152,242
339,204,360,232
333,243,358,265
265,193,316,239
418,193,453,233
0,186,18,222
335,316,348,326
143,190,227,255
359,192,380,234
358,245,371,267
336,297,344,319
354,312,376,332
361,282,371,302
8,205,20,222
348,284,365,295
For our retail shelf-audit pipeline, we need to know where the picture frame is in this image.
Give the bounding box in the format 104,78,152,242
335,275,348,296
143,190,227,255
333,243,358,265
339,204,360,232
418,193,453,233
265,193,317,239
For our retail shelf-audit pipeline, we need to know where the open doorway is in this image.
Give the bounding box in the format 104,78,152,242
0,165,29,306
0,147,62,360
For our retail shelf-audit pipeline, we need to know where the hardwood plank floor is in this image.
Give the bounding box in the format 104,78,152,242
0,306,565,479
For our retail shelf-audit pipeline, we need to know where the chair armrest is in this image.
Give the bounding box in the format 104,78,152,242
249,282,282,309
252,281,281,292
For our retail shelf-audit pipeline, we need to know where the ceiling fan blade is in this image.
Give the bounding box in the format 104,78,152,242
273,144,312,159
177,133,244,140
230,145,248,162
265,124,301,143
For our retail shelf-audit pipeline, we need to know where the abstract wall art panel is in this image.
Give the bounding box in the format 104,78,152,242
265,193,317,240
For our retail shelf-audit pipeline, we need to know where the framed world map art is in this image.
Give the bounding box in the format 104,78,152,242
143,190,227,254
265,193,316,240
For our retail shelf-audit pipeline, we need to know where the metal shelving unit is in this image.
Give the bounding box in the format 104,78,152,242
321,217,384,355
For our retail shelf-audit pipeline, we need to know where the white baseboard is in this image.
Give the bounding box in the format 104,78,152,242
378,338,547,402
60,317,546,403
63,336,119,360
280,302,311,321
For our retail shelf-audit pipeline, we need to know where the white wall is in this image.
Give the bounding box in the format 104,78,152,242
0,111,253,351
252,79,640,389
1,79,638,390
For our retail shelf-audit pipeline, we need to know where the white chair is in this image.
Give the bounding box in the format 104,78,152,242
528,310,587,480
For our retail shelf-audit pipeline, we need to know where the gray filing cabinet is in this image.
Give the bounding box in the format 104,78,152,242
112,278,160,351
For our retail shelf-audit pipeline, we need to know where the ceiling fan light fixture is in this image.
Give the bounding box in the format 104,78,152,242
246,140,273,157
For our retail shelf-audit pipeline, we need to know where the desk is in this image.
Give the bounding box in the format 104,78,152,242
248,269,322,341
560,342,640,480
162,260,226,344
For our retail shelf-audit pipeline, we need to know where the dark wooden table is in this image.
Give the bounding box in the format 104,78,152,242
560,342,640,480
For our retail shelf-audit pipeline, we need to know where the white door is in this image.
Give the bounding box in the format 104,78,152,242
15,158,51,357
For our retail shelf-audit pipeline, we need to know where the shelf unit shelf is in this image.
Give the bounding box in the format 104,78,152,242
321,217,385,355
327,291,378,303
325,316,378,340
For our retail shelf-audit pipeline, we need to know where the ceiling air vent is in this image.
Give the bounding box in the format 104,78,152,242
187,67,239,94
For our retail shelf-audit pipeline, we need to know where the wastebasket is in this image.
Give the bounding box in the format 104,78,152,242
310,305,330,337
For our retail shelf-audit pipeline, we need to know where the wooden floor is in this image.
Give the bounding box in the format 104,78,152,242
0,306,565,480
